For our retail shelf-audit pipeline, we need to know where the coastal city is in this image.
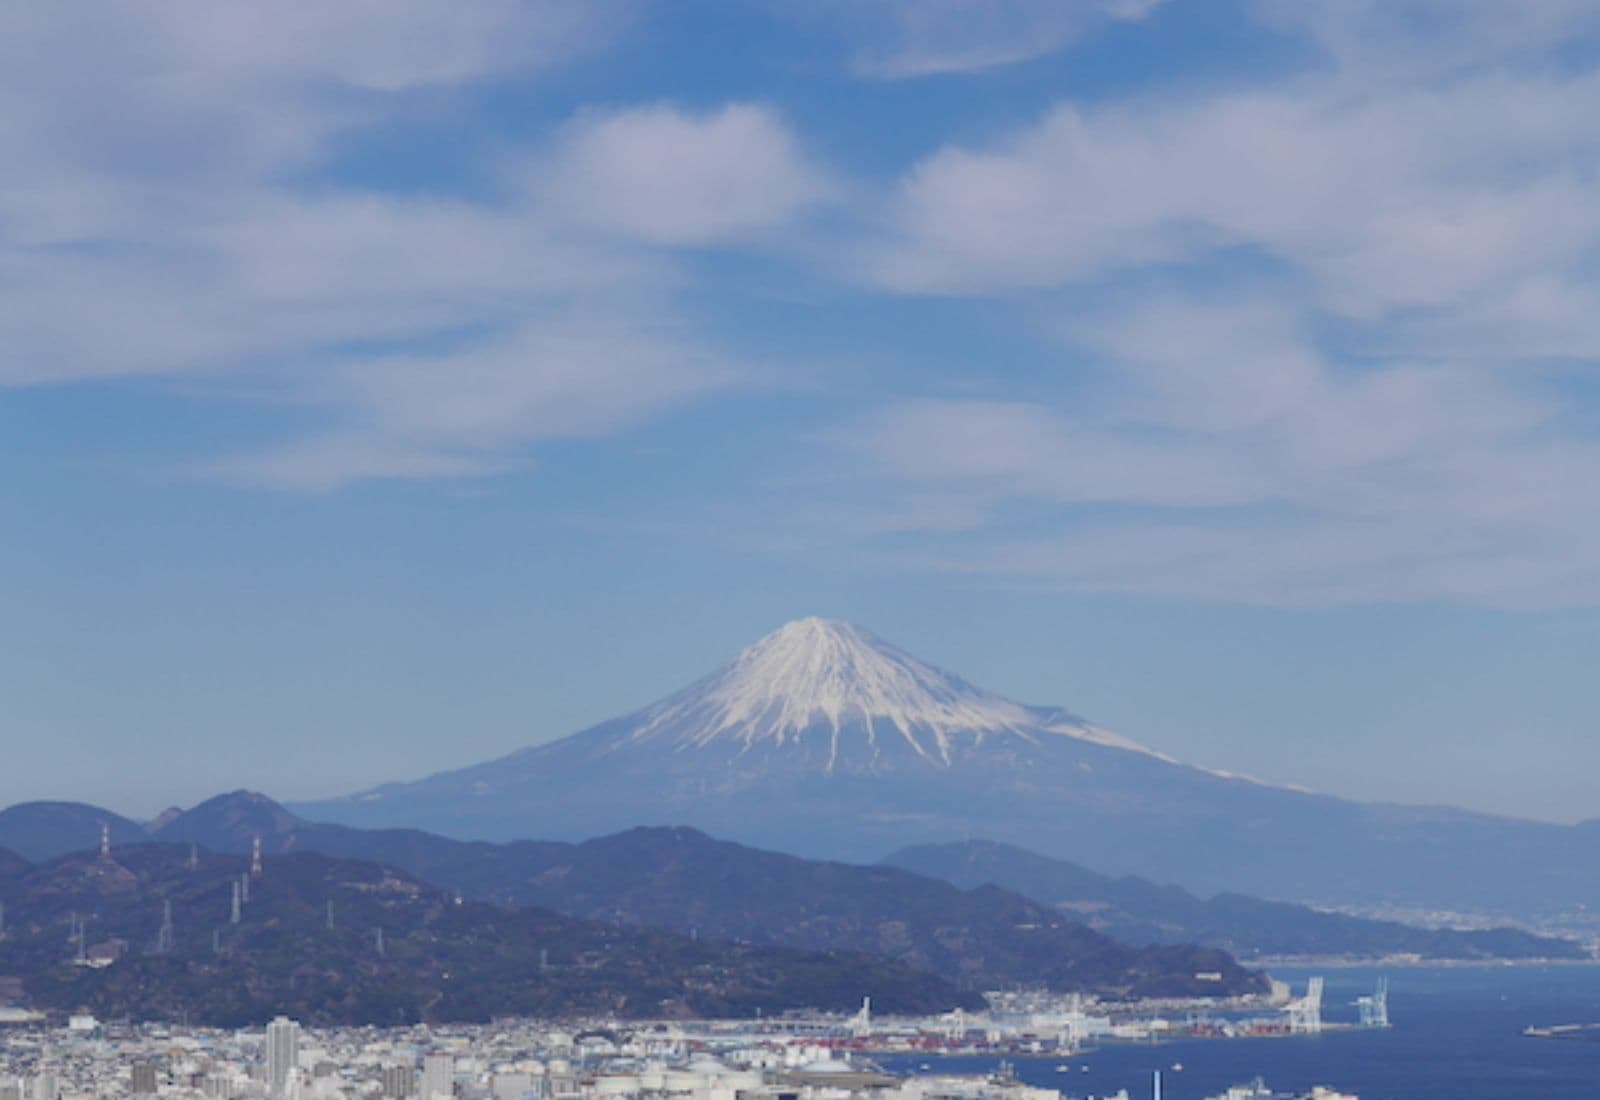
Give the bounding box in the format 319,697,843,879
0,998,1365,1100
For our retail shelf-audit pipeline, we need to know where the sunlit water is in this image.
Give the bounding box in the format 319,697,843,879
878,966,1600,1100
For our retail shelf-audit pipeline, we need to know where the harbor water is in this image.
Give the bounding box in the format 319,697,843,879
880,966,1600,1100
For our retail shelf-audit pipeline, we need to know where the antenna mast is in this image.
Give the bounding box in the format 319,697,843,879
156,900,174,955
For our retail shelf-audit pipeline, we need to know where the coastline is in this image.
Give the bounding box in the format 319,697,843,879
1249,955,1599,969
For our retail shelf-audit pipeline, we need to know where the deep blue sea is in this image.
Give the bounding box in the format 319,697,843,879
879,967,1600,1100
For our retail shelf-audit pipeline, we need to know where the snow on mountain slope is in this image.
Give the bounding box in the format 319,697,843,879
631,619,1036,765
617,618,1168,771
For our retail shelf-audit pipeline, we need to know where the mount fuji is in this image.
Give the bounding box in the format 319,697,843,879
583,616,1160,771
297,619,1600,917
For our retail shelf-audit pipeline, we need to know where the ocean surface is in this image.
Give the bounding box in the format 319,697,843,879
878,966,1600,1100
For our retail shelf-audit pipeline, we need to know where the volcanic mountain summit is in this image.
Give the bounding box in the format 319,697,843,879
616,617,1158,769
304,616,1200,846
298,619,1600,917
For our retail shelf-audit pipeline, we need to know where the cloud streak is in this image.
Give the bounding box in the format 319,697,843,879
811,2,1600,605
840,286,1599,606
843,0,1169,79
11,1,1600,607
540,104,834,246
0,6,827,489
212,312,734,491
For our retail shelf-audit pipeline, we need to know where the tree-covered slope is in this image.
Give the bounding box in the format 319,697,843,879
0,802,148,863
150,793,1265,997
0,845,978,1026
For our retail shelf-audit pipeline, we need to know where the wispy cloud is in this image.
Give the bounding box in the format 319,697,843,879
538,103,835,246
837,285,1599,606
842,0,1169,79
865,70,1600,311
0,6,825,490
12,0,1600,608
814,3,1600,605
210,311,734,491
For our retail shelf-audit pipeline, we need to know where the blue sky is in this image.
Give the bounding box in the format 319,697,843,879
7,1,1600,823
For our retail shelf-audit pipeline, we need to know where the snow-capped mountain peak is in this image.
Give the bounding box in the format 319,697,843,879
627,617,1145,768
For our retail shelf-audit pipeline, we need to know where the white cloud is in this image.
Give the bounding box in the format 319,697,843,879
334,313,733,447
0,2,640,378
0,192,657,386
12,0,1600,611
1065,296,1323,433
867,71,1600,316
0,5,783,490
0,3,621,223
1255,0,1600,80
539,104,833,247
148,0,622,92
211,436,507,494
862,0,1600,344
212,312,733,491
842,287,1597,606
818,3,1600,605
843,0,1169,79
